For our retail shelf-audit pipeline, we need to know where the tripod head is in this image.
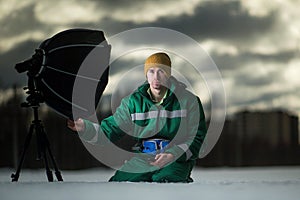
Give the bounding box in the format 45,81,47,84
21,81,44,109
15,49,45,108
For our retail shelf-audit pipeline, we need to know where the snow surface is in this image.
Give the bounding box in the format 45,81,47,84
1,167,300,200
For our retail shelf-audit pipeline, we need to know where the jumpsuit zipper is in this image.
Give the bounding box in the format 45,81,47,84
155,105,162,136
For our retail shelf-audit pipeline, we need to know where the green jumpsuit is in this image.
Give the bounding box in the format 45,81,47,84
79,76,207,182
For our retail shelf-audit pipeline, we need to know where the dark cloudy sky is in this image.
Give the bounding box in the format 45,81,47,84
0,0,299,117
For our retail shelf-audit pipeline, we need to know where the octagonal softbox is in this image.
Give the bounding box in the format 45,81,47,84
35,28,111,119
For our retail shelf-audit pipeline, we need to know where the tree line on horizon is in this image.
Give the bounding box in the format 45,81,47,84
0,86,299,170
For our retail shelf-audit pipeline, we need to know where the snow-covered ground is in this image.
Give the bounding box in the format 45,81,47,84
1,167,300,200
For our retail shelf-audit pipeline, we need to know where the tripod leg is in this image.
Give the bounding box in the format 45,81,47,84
11,124,34,182
36,124,54,182
45,144,63,181
39,124,63,181
43,150,54,182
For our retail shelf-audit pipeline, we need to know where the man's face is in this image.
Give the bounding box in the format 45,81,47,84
146,67,169,90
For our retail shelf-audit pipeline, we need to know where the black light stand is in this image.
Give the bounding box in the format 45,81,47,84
11,70,63,182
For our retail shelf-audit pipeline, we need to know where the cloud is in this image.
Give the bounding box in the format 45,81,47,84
209,48,297,72
283,58,300,88
0,40,40,87
0,0,278,52
224,59,300,115
89,0,202,23
35,1,103,25
140,1,276,42
0,2,45,52
0,0,300,117
0,0,205,53
240,0,278,17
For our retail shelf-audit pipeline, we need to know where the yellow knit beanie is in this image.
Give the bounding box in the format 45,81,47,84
144,52,171,77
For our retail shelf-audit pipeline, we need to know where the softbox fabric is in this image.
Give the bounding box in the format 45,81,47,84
36,29,111,119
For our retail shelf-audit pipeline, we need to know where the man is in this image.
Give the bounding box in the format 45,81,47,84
68,52,207,182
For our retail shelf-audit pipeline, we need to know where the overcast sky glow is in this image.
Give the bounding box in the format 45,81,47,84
0,0,299,117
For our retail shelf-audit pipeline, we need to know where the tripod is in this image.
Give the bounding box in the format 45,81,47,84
11,74,63,182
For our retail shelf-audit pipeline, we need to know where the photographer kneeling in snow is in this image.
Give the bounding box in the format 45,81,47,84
68,52,207,183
